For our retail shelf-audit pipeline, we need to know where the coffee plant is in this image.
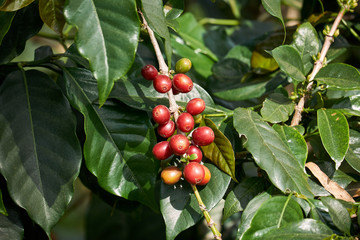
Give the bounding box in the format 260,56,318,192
1,0,360,239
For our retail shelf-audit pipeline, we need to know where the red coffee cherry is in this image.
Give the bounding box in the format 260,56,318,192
172,73,193,93
186,98,205,115
153,75,172,93
192,126,215,146
187,145,203,163
183,162,205,185
169,134,190,155
161,166,182,185
157,120,175,138
198,165,211,186
152,105,170,125
141,64,158,80
152,141,173,160
177,112,194,132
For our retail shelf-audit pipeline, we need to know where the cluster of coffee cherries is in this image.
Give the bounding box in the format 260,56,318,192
141,58,215,186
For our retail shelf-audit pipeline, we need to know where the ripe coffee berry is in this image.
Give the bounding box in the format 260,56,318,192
175,58,192,73
177,112,194,132
161,166,182,185
186,98,205,115
170,134,190,155
192,126,215,146
187,145,203,163
183,162,205,185
172,74,193,93
152,105,170,125
157,120,175,138
141,64,158,80
198,165,211,186
153,75,172,93
152,141,173,160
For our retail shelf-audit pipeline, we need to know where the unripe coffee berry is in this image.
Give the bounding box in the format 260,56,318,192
172,74,193,93
198,165,211,186
152,141,173,160
192,126,215,146
187,145,203,163
170,134,190,155
153,75,172,93
161,166,182,185
141,64,158,80
186,98,205,115
175,58,192,73
177,112,194,132
157,120,175,138
152,105,170,125
183,162,205,185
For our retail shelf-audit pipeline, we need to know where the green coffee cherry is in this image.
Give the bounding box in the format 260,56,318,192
175,58,192,73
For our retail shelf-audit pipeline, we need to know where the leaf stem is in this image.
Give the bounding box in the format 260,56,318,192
290,8,347,126
191,184,222,240
198,18,240,26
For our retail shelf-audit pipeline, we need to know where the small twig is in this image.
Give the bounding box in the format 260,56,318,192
290,8,346,126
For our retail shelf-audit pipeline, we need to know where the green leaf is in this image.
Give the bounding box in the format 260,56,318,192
0,207,24,240
0,11,15,45
0,2,43,64
291,22,320,74
200,118,237,182
0,189,7,216
315,63,360,90
212,72,288,101
64,0,140,106
273,124,308,169
164,0,184,20
271,45,306,82
223,177,265,222
345,129,360,173
321,197,352,235
60,67,159,211
39,0,65,34
225,45,252,68
160,163,230,240
233,108,313,197
261,0,285,42
260,93,295,123
317,109,349,168
262,219,333,239
142,0,172,66
0,70,82,236
176,13,218,61
237,192,271,239
242,196,303,240
0,0,33,11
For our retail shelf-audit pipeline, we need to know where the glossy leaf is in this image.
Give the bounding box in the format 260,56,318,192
242,196,303,240
291,22,320,74
163,0,184,20
223,177,265,222
200,118,237,182
237,192,271,239
317,109,349,168
0,2,43,64
234,108,313,197
321,197,351,235
142,0,172,65
271,45,306,82
261,93,295,123
345,129,360,173
39,0,65,34
0,11,15,45
273,124,308,169
0,206,23,240
160,163,231,240
315,63,360,90
64,0,140,105
60,67,159,211
261,0,285,40
0,70,82,236
262,219,333,239
0,0,33,11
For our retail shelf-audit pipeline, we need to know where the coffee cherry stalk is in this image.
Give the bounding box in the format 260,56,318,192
140,11,222,240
